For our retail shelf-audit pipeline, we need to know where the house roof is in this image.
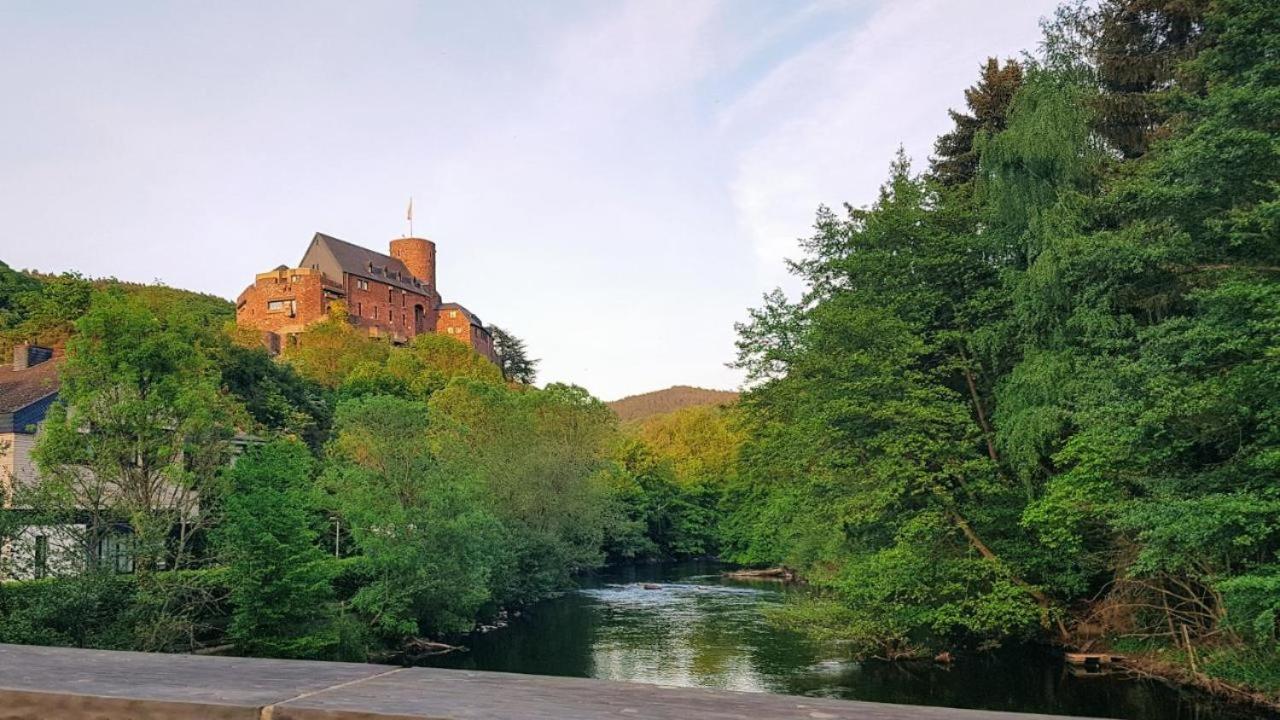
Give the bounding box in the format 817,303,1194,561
299,233,430,294
439,303,488,330
0,355,61,414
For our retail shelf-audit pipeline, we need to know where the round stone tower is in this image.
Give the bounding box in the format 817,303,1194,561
389,237,436,290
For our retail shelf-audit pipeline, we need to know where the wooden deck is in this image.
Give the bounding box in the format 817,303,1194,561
0,643,1101,720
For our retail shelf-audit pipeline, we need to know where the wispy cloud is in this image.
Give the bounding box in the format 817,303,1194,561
0,0,1061,399
723,0,1054,292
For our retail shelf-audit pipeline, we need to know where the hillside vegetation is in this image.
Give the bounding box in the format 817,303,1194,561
608,385,738,423
722,0,1280,703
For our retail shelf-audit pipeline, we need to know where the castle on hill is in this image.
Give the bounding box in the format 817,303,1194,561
235,232,498,364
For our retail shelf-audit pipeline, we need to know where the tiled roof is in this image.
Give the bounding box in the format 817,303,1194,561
0,356,61,414
301,233,428,294
439,302,486,328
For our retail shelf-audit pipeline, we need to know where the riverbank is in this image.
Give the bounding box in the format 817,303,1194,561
417,561,1263,720
1106,646,1280,718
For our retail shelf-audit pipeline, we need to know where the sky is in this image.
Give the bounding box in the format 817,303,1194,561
0,0,1060,401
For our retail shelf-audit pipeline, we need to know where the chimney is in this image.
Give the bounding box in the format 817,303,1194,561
12,344,52,371
389,237,437,291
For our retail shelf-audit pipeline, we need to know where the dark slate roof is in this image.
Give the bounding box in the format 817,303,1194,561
299,233,430,294
0,355,61,415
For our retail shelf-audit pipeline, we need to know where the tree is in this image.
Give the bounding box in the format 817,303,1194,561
429,381,613,604
0,271,93,345
728,154,1053,653
33,291,234,575
1092,0,1208,158
323,394,501,638
487,325,538,384
281,303,390,389
0,261,41,331
216,439,336,658
213,338,332,452
930,58,1024,187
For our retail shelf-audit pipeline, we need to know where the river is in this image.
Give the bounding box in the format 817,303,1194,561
422,562,1268,720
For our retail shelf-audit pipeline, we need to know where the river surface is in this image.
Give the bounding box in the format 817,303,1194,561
423,562,1269,720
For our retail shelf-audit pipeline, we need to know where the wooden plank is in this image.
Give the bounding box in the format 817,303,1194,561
0,643,1101,720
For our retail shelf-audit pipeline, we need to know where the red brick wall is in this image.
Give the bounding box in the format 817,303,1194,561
436,308,498,363
238,239,499,368
389,238,436,289
344,274,435,343
235,269,329,335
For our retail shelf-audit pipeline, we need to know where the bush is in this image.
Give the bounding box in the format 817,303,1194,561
0,568,230,651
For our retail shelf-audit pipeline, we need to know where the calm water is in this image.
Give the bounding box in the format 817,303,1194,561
423,562,1270,720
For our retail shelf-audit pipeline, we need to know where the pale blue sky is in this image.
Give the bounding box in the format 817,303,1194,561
0,0,1058,400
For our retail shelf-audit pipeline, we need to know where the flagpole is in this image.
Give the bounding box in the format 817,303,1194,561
407,197,414,237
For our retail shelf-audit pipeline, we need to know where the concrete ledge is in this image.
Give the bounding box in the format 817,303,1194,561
0,643,1096,720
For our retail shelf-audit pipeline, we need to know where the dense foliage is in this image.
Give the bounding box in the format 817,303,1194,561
1,0,1274,703
0,272,645,659
724,0,1280,692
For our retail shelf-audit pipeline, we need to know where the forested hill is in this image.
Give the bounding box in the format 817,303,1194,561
0,262,234,345
608,385,738,423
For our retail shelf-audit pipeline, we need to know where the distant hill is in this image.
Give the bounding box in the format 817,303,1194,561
608,385,738,423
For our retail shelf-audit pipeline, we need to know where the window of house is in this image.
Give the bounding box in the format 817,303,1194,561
34,535,48,579
450,310,458,318
356,302,363,316
356,279,369,291
291,275,301,283
98,533,135,574
267,300,286,312
373,306,379,320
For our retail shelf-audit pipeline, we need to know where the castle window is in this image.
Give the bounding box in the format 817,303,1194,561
357,302,363,316
356,279,369,291
373,306,379,320
291,275,301,283
267,300,286,312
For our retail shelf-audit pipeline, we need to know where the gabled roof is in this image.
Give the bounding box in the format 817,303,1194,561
439,302,487,329
0,356,60,415
299,233,429,294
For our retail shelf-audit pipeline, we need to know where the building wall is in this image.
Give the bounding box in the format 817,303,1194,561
237,237,500,366
436,309,498,364
1,431,38,505
344,273,435,343
389,237,437,290
235,268,331,336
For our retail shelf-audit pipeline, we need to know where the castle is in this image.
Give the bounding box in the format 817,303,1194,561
235,232,498,364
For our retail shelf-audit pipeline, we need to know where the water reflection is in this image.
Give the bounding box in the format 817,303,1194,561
422,562,1269,720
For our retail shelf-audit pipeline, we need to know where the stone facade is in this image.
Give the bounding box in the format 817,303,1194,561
436,304,495,361
236,233,498,364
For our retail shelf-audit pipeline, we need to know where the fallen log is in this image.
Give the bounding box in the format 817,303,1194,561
722,567,797,582
404,638,466,659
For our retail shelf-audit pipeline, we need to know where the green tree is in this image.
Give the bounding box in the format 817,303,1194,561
281,303,390,389
33,291,233,575
213,339,332,451
216,439,336,658
323,394,500,638
930,58,1024,187
430,381,613,604
487,325,539,384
